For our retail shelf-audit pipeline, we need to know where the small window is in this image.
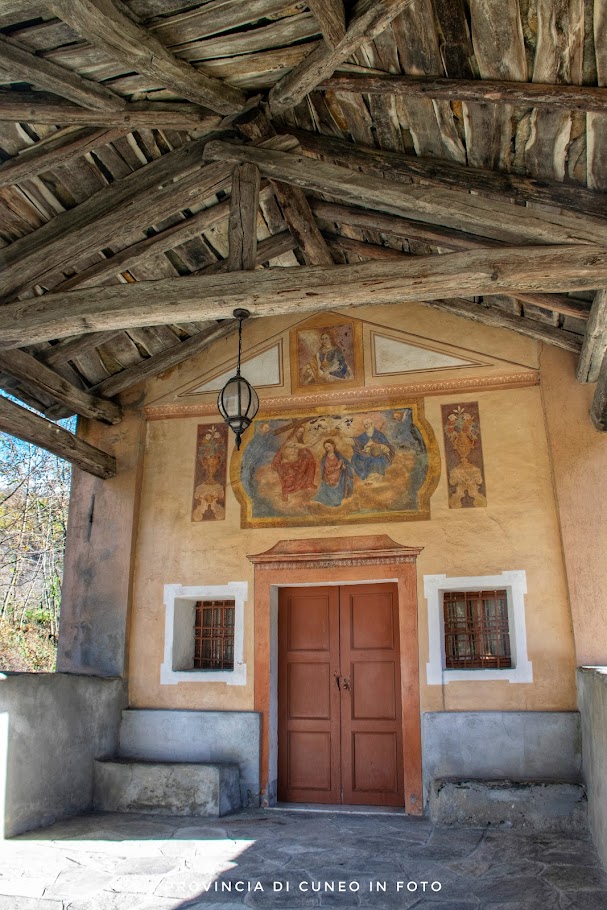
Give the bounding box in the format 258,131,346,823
443,589,511,670
193,599,235,671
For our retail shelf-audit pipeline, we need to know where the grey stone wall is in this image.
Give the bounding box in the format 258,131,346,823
0,672,127,837
119,709,261,807
422,711,582,801
577,667,607,868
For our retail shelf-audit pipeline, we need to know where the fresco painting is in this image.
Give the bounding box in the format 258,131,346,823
233,402,440,528
290,314,363,394
442,402,487,508
191,423,228,521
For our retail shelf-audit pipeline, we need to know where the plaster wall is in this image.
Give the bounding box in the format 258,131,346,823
541,346,607,665
577,667,607,867
58,390,146,677
127,305,576,717
422,711,581,799
0,673,127,838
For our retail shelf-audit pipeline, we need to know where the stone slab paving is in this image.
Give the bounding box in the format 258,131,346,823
0,808,605,910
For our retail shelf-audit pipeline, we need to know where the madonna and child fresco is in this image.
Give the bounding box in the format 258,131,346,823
233,403,440,528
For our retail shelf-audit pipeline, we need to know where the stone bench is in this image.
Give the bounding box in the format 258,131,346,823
429,778,587,831
93,759,241,817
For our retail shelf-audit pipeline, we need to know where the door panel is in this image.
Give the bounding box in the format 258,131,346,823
278,587,341,803
278,583,404,806
340,583,404,806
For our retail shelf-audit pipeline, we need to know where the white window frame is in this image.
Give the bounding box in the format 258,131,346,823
160,582,247,686
424,570,532,685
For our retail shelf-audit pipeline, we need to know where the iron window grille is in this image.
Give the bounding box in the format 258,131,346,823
193,599,235,671
443,589,512,669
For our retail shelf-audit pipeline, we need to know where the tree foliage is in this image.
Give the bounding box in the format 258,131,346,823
0,430,72,671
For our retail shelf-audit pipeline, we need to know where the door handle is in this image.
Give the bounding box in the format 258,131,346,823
342,676,351,692
335,674,341,690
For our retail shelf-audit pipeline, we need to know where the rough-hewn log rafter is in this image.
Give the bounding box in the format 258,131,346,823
0,91,221,130
0,137,233,301
235,110,334,266
578,289,607,382
0,33,125,111
294,131,607,221
591,353,607,429
0,348,122,423
228,163,261,271
308,0,346,47
321,72,607,114
0,245,606,349
202,140,607,246
0,394,115,478
0,126,123,188
268,0,413,112
47,0,246,115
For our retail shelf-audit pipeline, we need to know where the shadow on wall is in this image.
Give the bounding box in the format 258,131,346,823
0,672,126,838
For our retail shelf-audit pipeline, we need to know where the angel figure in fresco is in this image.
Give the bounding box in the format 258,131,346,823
315,439,354,507
302,330,352,384
271,426,317,501
444,406,487,508
351,418,395,484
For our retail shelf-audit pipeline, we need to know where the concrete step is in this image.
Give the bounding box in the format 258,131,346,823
429,779,587,831
93,759,241,817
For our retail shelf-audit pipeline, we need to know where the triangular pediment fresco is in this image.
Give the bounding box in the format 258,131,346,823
180,342,283,396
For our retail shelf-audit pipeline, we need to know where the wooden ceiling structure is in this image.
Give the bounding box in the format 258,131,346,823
0,0,607,478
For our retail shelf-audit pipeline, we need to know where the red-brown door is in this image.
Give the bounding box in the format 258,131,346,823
278,583,404,806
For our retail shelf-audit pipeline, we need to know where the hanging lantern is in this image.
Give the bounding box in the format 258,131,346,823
217,309,259,450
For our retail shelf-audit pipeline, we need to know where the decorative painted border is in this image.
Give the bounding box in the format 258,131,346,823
424,571,533,685
160,582,247,687
144,371,539,421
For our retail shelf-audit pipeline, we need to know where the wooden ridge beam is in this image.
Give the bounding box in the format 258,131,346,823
578,289,607,382
308,0,346,47
0,33,125,111
0,348,122,423
202,139,607,246
0,137,233,301
228,163,260,271
0,126,123,188
293,130,607,222
0,245,605,349
321,72,607,114
0,91,221,130
0,394,115,478
268,0,412,112
47,0,246,116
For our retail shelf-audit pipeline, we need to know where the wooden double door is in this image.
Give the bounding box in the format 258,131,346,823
278,583,404,806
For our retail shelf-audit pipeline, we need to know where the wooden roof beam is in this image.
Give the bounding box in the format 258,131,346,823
0,394,115,478
315,203,590,320
47,0,246,116
307,0,346,48
228,163,260,271
269,0,412,112
0,126,123,189
235,110,333,266
578,289,607,382
590,353,607,430
202,139,607,246
0,90,221,130
0,33,125,111
293,130,607,222
321,72,607,115
0,348,122,423
0,244,605,349
0,136,233,300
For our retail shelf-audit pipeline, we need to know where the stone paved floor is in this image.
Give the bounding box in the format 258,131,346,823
0,808,606,910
